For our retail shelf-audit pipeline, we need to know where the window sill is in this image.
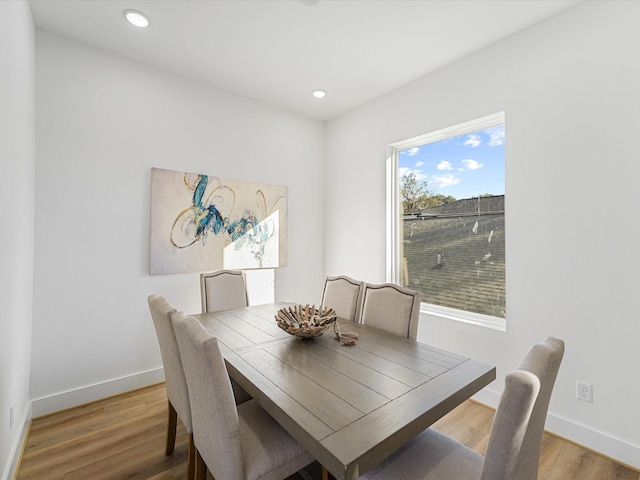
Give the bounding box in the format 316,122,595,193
420,302,506,332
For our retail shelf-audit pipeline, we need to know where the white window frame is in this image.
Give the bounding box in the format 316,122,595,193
386,112,506,332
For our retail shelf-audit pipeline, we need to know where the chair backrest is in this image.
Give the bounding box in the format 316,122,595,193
200,269,248,313
321,275,364,322
480,337,565,480
172,311,245,480
359,282,421,339
147,295,192,432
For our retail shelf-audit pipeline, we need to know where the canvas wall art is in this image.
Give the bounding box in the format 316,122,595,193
150,167,288,275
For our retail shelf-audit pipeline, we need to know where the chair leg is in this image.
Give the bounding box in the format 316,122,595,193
322,466,335,480
166,400,178,455
195,449,207,480
187,433,195,480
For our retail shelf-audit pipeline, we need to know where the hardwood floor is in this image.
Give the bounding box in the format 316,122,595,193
15,383,638,480
429,400,639,480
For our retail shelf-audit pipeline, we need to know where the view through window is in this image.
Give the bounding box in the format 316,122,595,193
391,113,505,324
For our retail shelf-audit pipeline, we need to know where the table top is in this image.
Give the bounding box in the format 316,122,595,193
193,302,496,480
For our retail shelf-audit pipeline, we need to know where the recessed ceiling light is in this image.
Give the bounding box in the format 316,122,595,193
123,9,150,28
312,89,327,98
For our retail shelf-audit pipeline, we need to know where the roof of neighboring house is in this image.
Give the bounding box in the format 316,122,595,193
406,194,504,217
402,195,505,318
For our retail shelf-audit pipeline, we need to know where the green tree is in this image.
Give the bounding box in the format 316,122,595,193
401,172,430,214
427,193,457,207
400,173,456,214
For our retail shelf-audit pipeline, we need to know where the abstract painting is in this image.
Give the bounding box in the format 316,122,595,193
150,167,287,275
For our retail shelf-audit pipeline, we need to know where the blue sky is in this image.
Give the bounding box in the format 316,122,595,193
398,124,505,200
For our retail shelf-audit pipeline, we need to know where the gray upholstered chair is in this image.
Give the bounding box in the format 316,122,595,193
200,269,248,313
320,275,364,322
359,336,565,480
147,295,195,480
359,282,421,339
172,311,315,480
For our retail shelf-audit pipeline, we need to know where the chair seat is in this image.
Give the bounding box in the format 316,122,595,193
238,399,314,480
173,311,314,480
360,337,564,480
359,428,482,480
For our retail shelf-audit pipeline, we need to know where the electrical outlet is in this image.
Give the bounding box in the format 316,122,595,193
576,381,593,403
9,406,14,428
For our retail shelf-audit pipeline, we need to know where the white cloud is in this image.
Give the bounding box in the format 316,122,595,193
489,130,505,146
398,166,411,177
431,173,459,188
485,125,505,146
407,147,420,156
463,134,481,148
462,158,483,170
437,160,453,171
415,161,424,167
399,166,427,181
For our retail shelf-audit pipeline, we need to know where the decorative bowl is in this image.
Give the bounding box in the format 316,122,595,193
275,304,337,338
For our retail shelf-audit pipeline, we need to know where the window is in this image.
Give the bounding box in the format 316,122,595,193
387,112,506,330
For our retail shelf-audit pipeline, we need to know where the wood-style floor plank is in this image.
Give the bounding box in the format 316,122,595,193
15,383,638,480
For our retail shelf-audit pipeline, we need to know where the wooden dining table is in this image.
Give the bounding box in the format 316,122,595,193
192,302,496,480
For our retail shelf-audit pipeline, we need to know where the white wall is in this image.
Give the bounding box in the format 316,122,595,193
0,1,35,478
325,0,640,469
32,30,325,415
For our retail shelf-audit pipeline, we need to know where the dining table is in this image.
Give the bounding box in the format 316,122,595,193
192,302,496,480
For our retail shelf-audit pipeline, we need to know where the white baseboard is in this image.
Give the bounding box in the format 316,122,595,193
472,388,639,471
3,401,31,480
471,385,501,409
545,414,640,471
31,367,164,418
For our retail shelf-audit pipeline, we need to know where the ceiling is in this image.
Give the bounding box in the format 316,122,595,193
29,0,582,121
